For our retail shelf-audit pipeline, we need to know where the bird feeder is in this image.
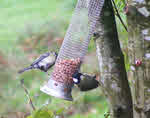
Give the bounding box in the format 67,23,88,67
40,0,104,101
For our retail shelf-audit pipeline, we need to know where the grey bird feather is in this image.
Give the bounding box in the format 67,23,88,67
18,52,57,74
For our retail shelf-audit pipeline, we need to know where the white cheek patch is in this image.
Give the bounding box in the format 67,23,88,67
73,78,78,83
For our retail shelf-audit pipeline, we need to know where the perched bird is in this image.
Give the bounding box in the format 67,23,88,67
18,52,57,74
72,71,99,91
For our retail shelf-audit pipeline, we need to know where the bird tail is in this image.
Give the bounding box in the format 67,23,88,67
18,66,33,74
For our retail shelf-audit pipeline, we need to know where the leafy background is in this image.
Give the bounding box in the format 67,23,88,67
0,0,127,117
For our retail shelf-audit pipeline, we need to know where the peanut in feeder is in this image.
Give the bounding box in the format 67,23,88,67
40,0,104,101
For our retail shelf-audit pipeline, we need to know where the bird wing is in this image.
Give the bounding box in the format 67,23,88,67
77,73,99,91
78,79,99,91
31,52,50,66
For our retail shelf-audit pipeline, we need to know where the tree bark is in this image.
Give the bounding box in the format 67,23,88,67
94,0,133,118
126,0,150,118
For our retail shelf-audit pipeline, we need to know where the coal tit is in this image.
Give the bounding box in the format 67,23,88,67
18,52,57,74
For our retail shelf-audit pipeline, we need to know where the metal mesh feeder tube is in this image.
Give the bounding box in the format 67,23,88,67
41,0,104,101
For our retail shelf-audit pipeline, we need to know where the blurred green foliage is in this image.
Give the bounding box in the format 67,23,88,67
27,108,54,118
0,0,128,118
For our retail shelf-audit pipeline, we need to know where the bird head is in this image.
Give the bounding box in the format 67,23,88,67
72,71,82,84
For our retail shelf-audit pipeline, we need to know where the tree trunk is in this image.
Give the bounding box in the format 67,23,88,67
94,0,133,118
126,0,150,118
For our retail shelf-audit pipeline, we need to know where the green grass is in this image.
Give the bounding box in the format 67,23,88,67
0,0,75,45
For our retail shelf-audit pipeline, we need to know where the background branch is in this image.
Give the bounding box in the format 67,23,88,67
20,79,36,111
